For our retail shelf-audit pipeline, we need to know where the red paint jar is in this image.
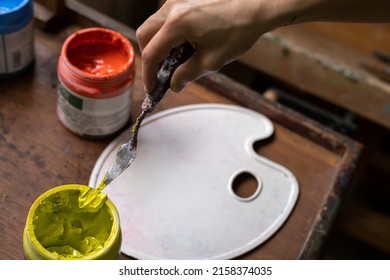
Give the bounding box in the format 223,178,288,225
57,27,135,138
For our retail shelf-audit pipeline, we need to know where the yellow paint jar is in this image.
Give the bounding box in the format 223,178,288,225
23,184,121,260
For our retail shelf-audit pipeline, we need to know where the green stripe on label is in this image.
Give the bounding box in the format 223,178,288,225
67,94,83,110
58,82,83,110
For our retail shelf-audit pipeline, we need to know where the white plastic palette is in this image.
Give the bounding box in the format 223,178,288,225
89,104,299,259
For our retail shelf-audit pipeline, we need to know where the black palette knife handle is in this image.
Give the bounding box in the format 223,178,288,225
146,42,195,109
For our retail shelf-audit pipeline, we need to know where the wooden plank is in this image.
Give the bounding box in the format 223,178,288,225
35,0,65,12
33,0,65,29
64,0,138,47
339,201,390,254
239,23,390,129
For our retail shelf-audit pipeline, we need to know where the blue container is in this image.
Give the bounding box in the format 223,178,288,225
0,0,34,77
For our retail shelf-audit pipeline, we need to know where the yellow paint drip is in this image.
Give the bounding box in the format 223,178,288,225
78,174,108,211
33,187,113,259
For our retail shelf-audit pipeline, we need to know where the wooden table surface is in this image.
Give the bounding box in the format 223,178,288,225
0,17,362,259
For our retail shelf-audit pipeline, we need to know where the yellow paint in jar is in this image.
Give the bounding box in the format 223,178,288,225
23,184,121,260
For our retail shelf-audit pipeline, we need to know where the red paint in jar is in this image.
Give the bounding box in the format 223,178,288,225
67,42,128,77
57,27,135,137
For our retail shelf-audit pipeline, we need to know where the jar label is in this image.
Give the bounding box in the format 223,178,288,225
57,82,131,137
0,21,34,74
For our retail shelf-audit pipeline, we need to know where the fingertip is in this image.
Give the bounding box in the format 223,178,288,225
170,73,187,93
141,58,159,93
142,83,148,93
170,83,184,93
144,79,157,93
170,56,205,93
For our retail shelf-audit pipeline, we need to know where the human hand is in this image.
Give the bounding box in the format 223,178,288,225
136,0,280,93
